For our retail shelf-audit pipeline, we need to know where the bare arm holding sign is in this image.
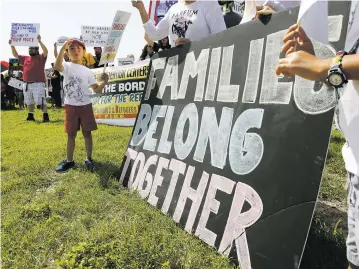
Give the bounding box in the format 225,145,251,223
8,39,19,58
54,40,70,72
37,35,48,57
276,24,359,81
132,0,170,42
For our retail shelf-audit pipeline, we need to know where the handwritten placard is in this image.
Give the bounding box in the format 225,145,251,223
81,26,111,47
11,23,39,46
56,36,69,46
99,11,131,66
8,78,24,90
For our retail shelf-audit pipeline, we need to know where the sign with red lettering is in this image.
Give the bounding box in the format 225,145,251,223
10,23,39,46
99,11,131,66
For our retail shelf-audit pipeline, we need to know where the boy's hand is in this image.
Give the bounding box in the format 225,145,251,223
37,35,41,41
63,39,72,51
100,73,109,84
54,42,57,47
8,39,12,45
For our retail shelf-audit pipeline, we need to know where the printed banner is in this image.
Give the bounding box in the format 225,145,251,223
8,77,24,90
91,60,150,126
99,11,131,66
81,25,111,47
10,23,40,46
118,57,134,66
119,3,350,269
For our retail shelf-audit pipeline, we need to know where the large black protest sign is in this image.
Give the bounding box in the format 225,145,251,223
119,3,350,268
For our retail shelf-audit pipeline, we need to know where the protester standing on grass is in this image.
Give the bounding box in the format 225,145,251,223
9,34,50,122
276,3,359,267
47,63,63,108
132,0,226,47
54,38,109,173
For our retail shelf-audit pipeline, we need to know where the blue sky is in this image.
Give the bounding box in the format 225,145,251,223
0,0,150,68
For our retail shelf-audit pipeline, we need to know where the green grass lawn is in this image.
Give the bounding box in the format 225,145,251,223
1,109,347,269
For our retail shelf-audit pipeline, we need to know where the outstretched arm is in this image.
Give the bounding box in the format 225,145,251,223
54,43,58,58
9,40,19,58
54,40,70,72
276,51,359,81
37,35,48,57
132,0,170,41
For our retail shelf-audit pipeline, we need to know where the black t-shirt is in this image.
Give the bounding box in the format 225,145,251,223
94,55,105,68
50,70,61,91
224,11,242,29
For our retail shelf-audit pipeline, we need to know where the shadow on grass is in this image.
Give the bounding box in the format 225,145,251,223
301,215,347,269
93,161,122,189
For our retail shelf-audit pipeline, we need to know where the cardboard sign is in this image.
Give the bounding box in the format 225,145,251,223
81,26,111,47
90,60,149,126
10,23,39,46
8,78,24,90
56,36,68,46
119,3,350,268
99,11,131,66
117,57,135,66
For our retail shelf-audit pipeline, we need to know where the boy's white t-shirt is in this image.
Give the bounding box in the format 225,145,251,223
62,62,96,106
338,1,359,176
143,1,226,46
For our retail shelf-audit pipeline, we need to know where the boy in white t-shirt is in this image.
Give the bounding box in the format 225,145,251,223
54,38,109,173
276,3,359,267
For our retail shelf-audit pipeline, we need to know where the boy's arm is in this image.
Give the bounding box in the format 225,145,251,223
9,40,19,58
54,40,71,72
37,35,48,57
90,73,109,93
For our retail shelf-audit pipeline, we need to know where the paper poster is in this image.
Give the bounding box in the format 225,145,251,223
99,11,131,66
298,0,329,44
81,26,111,47
117,57,134,66
240,0,257,24
10,23,40,46
56,36,68,46
8,77,24,90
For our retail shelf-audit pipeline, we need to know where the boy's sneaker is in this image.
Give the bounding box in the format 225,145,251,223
26,113,35,121
85,159,94,172
56,160,75,173
43,113,50,122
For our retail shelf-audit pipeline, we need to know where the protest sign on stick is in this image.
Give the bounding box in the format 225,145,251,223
10,23,40,46
119,2,350,268
99,10,131,71
56,36,69,46
81,26,111,47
